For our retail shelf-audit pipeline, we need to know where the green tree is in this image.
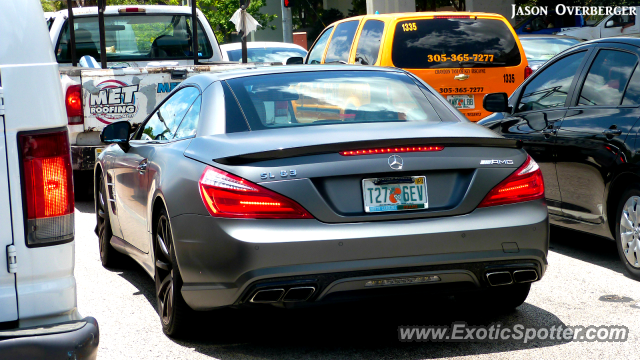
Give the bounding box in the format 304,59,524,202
41,0,277,45
196,0,276,44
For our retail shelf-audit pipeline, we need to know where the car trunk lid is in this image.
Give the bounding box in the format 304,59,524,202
186,122,526,223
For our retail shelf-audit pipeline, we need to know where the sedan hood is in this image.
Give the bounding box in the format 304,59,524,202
185,121,517,166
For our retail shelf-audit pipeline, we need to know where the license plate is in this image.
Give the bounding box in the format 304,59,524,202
95,148,103,159
447,95,475,109
362,176,428,213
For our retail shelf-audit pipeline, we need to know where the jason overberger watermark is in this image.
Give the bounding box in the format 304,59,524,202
399,323,629,343
512,5,637,19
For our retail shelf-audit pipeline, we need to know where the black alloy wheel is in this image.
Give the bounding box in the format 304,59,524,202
97,175,123,268
155,209,192,337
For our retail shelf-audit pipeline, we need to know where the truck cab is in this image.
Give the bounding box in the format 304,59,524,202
0,1,98,357
557,7,640,40
46,5,231,194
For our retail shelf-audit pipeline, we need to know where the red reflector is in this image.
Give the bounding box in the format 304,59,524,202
478,155,544,208
198,166,313,219
20,130,74,219
434,15,471,19
524,66,533,80
119,7,145,12
65,85,83,125
340,146,444,156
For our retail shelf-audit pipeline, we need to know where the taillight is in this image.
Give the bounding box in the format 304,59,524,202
340,146,444,156
198,166,313,219
524,66,533,80
65,85,83,125
478,155,544,208
20,130,75,246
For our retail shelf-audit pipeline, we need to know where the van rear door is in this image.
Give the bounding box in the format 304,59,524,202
0,83,19,324
389,15,527,122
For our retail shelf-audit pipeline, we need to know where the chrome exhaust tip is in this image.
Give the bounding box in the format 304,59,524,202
486,271,513,286
512,269,538,283
250,288,285,303
282,286,316,302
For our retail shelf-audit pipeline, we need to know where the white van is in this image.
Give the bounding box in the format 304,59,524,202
558,7,640,40
0,0,98,358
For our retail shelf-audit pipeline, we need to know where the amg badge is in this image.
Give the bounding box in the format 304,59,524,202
480,159,514,165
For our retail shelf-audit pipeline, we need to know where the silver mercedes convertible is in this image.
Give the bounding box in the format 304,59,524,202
94,65,549,337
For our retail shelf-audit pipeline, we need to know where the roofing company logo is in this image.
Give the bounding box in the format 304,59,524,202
388,155,403,170
89,80,139,124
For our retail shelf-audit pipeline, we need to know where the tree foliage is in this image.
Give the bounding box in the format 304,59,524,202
40,0,277,44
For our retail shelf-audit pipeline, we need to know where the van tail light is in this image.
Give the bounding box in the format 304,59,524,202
65,84,83,125
20,130,75,246
198,166,313,219
524,66,533,80
478,155,544,208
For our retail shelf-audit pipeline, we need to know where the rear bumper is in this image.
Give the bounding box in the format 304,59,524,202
0,317,99,360
71,145,104,171
171,200,549,310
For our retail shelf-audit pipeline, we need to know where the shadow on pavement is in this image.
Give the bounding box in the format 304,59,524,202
112,256,570,359
549,225,627,276
75,200,96,215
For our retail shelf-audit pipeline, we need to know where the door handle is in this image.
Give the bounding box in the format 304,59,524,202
603,129,622,138
542,128,557,137
137,159,148,174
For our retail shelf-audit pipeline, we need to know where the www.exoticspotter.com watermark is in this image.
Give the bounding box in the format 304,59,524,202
398,323,629,343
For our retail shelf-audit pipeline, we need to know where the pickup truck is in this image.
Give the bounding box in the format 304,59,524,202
0,0,98,358
47,5,255,192
557,7,640,40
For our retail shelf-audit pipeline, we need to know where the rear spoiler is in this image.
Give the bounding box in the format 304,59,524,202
214,137,523,165
66,0,200,68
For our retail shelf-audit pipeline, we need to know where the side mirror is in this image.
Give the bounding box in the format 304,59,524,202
286,56,304,65
524,26,532,32
483,93,512,113
606,20,615,28
101,120,131,152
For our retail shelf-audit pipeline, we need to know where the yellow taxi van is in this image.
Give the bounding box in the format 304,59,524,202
305,12,531,121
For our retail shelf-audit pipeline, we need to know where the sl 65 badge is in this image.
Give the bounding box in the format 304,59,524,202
261,170,297,180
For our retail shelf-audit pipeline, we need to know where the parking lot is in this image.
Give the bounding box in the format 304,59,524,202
73,200,640,359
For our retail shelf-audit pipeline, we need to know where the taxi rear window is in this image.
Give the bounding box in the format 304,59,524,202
392,18,521,69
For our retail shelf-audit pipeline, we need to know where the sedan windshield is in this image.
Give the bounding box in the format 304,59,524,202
226,47,307,62
225,71,446,131
520,37,582,61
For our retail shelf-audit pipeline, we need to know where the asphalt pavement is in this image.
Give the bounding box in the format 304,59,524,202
73,200,640,359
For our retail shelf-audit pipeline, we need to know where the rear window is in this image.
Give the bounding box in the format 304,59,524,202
225,71,446,132
226,47,307,62
392,18,521,69
55,14,213,63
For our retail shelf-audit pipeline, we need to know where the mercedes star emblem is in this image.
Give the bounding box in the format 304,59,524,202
388,155,403,170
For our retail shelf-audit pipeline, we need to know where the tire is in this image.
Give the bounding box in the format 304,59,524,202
96,175,125,268
458,283,531,312
154,208,194,338
614,187,640,280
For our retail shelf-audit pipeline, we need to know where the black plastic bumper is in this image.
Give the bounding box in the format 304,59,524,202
0,317,99,360
71,146,104,171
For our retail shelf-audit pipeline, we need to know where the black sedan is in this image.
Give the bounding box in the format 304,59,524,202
480,36,640,280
